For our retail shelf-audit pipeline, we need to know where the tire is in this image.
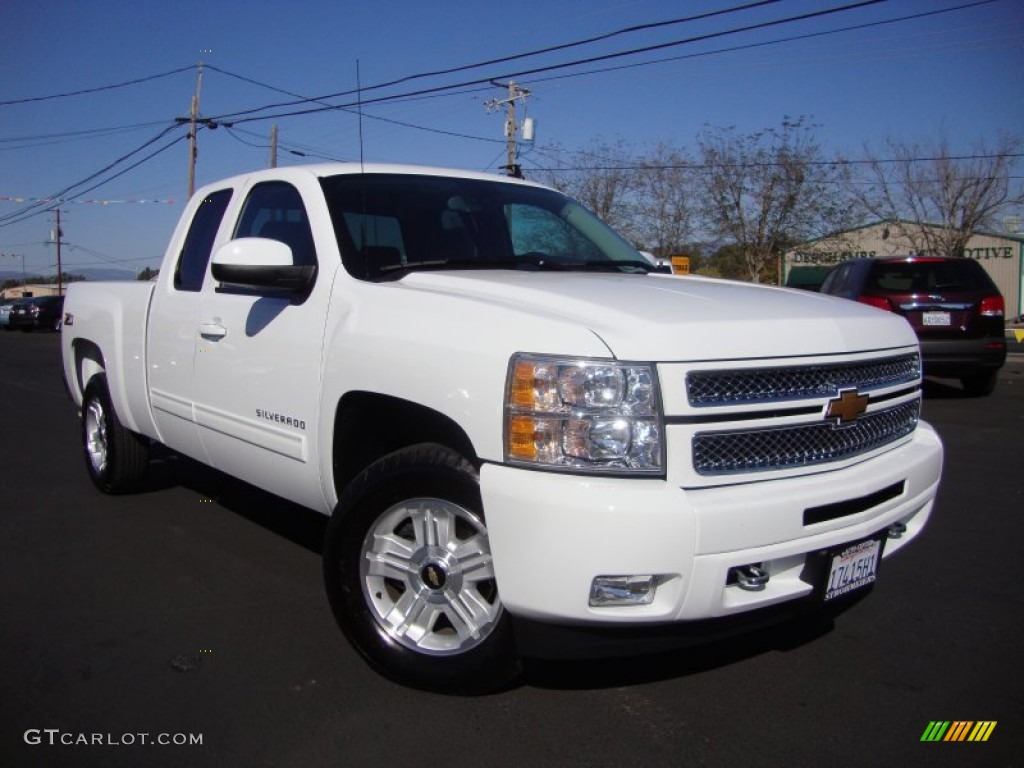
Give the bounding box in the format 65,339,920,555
960,370,998,397
323,444,519,693
82,374,150,493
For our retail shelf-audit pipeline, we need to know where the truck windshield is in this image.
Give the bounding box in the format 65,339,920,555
320,173,650,280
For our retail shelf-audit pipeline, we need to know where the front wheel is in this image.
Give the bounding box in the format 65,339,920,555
82,374,150,493
323,444,519,693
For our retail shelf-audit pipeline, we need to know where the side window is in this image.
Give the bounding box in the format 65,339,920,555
175,189,232,291
234,182,316,267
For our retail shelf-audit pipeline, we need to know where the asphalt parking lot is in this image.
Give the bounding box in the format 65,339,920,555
1,330,1022,767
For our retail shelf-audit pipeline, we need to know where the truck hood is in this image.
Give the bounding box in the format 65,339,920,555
397,271,918,361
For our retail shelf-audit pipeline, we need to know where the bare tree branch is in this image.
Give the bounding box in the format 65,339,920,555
847,132,1023,258
696,117,849,282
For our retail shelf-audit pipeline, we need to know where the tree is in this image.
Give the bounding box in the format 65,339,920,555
696,117,850,283
705,242,764,281
138,267,160,281
633,142,697,258
536,138,639,238
848,132,1024,258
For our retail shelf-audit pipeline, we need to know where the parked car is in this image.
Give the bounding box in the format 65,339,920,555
0,299,19,330
8,295,65,332
820,256,1006,395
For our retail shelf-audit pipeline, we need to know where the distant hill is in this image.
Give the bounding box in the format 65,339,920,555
0,267,137,282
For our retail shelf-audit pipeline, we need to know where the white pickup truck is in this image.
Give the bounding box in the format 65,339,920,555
62,163,943,692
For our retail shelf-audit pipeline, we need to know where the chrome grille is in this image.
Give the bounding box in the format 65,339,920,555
687,354,920,406
692,400,920,475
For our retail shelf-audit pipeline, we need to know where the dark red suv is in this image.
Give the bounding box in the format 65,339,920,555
820,256,1006,396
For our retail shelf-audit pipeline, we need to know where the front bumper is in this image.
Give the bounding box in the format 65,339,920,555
481,421,942,625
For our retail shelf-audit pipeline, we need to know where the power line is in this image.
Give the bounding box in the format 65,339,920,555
0,65,195,107
283,0,1003,116
0,120,172,148
211,0,997,130
208,66,505,145
0,125,187,228
1,0,1005,225
523,0,1003,89
208,1,788,122
207,0,924,126
529,151,1024,173
214,0,886,123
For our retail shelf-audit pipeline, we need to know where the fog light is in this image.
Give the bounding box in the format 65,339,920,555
589,575,660,606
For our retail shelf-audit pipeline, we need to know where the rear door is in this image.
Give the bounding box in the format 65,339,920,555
147,187,234,461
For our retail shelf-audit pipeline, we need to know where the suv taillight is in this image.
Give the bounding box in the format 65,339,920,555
979,296,1004,317
858,295,892,312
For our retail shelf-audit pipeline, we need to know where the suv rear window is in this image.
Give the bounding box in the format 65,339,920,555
867,259,996,293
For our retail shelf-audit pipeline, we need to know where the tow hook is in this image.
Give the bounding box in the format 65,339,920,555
886,522,907,540
731,564,769,591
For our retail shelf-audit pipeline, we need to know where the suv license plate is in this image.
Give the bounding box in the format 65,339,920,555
922,311,951,326
822,536,883,602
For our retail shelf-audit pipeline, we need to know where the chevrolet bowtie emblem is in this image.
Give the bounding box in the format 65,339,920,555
826,389,869,425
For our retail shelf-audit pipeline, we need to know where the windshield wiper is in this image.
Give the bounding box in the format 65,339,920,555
378,256,654,275
379,258,521,274
379,257,571,274
576,259,653,273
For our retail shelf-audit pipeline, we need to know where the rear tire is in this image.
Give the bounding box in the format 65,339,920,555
82,374,150,493
323,444,519,693
961,370,998,397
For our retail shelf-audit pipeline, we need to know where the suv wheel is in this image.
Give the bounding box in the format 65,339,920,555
323,444,519,693
961,370,998,397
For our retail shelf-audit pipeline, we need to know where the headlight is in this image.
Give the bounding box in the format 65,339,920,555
504,354,663,474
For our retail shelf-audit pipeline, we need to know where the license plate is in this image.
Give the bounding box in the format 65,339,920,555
822,537,883,602
922,311,951,326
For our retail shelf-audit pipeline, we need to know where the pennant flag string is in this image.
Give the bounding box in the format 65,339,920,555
1,195,176,205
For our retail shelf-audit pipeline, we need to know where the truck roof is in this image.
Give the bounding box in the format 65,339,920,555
193,162,547,197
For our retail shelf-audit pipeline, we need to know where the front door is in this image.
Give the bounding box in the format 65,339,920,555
193,177,335,513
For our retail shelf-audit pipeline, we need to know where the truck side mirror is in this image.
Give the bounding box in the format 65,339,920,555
211,238,317,296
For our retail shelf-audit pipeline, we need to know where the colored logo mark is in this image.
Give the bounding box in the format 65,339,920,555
825,388,869,425
921,721,996,742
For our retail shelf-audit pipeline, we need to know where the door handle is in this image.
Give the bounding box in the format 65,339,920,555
199,322,227,340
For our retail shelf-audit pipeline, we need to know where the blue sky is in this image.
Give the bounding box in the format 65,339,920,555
1,0,1022,279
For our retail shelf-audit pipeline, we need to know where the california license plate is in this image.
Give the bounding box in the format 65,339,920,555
822,537,883,602
922,311,951,326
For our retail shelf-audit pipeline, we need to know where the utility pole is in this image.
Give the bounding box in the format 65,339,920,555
175,62,230,199
270,124,278,168
53,209,64,296
187,62,203,199
485,81,532,178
